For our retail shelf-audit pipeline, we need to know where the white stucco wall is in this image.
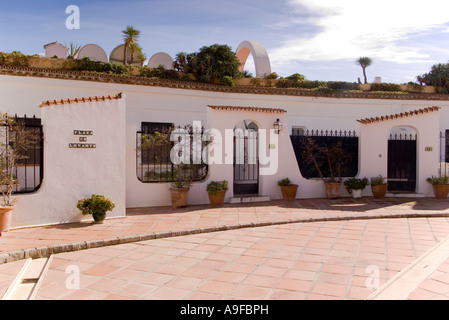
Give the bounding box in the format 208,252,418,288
358,110,440,197
10,95,127,228
1,74,449,218
205,108,323,202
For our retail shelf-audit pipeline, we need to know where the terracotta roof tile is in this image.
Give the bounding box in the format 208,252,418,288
39,92,122,107
208,105,286,113
357,106,440,124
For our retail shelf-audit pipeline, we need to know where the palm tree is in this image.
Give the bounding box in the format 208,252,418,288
356,57,373,84
122,26,140,65
128,43,142,65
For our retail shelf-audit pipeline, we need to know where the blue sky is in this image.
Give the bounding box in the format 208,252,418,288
2,0,449,83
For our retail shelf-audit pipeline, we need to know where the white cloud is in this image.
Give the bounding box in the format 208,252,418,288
270,0,449,65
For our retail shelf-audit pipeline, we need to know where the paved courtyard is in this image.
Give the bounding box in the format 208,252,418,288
1,197,449,300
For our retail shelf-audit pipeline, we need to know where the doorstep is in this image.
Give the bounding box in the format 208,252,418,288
228,195,271,204
386,192,426,198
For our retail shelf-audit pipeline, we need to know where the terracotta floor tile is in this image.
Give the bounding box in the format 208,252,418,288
104,293,138,300
311,282,348,298
229,284,271,299
253,265,286,278
62,288,109,300
198,280,236,295
113,282,158,298
212,271,247,284
269,289,308,300
87,278,127,293
144,286,190,300
83,265,119,277
276,278,313,292
165,276,204,290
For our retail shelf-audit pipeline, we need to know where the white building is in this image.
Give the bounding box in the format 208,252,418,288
1,66,449,229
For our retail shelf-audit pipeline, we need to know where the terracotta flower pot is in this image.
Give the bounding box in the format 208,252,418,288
432,185,449,199
170,188,189,208
280,184,298,201
371,184,388,199
208,190,227,206
325,182,341,199
0,206,14,235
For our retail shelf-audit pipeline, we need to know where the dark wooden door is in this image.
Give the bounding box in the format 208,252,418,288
233,130,259,195
387,133,417,192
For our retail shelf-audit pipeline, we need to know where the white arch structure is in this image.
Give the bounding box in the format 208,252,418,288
235,41,271,78
148,52,174,69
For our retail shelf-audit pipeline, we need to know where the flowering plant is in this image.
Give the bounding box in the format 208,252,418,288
76,194,115,215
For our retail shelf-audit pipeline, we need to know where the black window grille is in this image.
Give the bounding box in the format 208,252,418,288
2,115,44,194
137,123,208,183
290,129,359,179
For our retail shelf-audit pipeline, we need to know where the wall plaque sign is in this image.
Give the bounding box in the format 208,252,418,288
74,130,93,135
69,143,96,148
70,130,95,148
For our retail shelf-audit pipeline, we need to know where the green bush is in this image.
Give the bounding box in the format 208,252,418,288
296,80,323,89
326,81,360,91
426,175,449,185
369,83,402,92
0,51,30,67
277,178,291,186
70,58,130,75
76,194,115,215
220,76,235,87
418,63,449,93
206,180,229,195
344,177,369,192
370,175,387,186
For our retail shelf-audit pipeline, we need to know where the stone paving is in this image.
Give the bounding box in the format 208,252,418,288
1,197,449,300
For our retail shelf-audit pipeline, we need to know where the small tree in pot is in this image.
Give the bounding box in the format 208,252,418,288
0,114,41,235
169,164,193,208
302,137,351,199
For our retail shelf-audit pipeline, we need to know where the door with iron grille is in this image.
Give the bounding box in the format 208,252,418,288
233,123,259,195
387,130,417,192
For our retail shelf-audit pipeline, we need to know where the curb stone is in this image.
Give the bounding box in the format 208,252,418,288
1,212,449,264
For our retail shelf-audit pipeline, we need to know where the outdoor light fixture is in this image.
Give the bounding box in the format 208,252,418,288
273,118,283,134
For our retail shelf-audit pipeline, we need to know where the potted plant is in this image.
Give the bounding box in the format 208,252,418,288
344,177,369,198
77,194,115,224
426,175,449,199
302,137,351,199
169,164,193,208
278,178,298,201
0,114,40,235
206,180,229,206
370,175,388,199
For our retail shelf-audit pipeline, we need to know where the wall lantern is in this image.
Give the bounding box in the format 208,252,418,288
273,118,283,134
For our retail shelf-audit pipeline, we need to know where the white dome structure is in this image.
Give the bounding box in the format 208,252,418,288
109,44,143,65
148,52,174,70
77,44,108,62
